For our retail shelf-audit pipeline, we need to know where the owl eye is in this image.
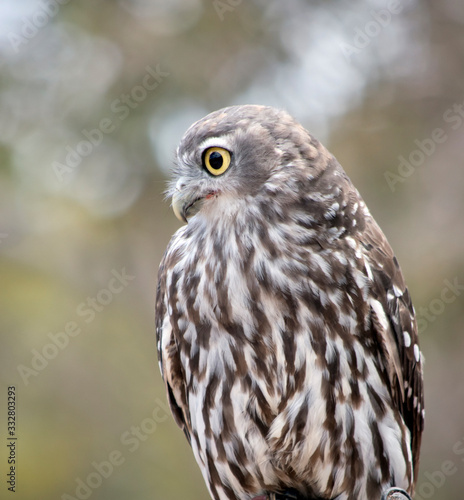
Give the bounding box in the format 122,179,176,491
202,147,231,176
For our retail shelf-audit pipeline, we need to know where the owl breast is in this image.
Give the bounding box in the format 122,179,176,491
161,210,411,500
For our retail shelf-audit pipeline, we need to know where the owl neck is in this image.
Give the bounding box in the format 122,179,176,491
180,164,368,257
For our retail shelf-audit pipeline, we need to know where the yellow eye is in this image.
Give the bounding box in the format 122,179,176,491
203,147,231,176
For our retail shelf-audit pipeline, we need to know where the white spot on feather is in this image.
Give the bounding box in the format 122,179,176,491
414,344,421,363
370,299,389,331
364,260,374,281
403,331,411,347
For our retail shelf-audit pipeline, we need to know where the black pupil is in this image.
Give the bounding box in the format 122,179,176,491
209,151,223,170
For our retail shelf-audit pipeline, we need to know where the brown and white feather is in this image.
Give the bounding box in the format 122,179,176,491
155,105,424,500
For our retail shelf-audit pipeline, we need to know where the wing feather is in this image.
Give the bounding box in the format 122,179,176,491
363,217,424,483
156,257,191,444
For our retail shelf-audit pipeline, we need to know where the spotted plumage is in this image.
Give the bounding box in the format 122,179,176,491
155,105,424,500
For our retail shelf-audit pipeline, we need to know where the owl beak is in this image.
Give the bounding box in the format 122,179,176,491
172,190,188,223
172,182,217,223
172,189,205,223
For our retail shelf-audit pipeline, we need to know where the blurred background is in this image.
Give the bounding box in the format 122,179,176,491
0,0,463,499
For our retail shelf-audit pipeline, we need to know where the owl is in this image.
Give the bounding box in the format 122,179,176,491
155,105,424,500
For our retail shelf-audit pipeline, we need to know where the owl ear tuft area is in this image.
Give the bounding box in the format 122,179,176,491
202,147,231,176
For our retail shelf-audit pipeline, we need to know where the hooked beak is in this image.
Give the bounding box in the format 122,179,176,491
172,190,188,223
172,187,218,223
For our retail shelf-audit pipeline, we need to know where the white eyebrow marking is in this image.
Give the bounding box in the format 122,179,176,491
198,135,234,153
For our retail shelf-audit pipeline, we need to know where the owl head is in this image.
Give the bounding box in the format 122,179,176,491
169,104,348,228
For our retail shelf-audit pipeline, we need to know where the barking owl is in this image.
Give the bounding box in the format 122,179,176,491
155,105,424,500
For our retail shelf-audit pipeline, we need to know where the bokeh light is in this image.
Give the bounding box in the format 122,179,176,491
1,1,463,499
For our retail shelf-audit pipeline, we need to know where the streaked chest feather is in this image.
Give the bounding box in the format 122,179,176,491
160,207,414,500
